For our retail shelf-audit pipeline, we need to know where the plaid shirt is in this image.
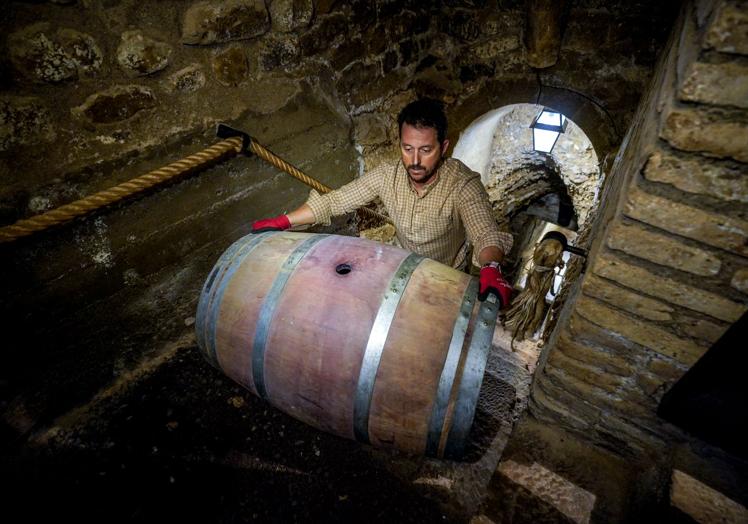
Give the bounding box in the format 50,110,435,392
306,158,513,268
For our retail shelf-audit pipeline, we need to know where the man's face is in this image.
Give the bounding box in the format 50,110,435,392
399,123,449,186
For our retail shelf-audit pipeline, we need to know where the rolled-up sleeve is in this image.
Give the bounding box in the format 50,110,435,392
304,169,382,226
457,176,513,266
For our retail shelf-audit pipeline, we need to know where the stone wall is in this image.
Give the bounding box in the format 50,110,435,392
531,0,748,458
0,1,678,437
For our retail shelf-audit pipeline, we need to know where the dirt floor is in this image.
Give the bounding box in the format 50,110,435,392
4,332,746,523
4,338,503,524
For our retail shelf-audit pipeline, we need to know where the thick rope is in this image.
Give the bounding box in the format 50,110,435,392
504,237,566,344
1,134,392,244
0,137,243,244
248,140,392,225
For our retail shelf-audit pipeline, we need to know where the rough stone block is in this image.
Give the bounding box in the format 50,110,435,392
469,36,520,60
382,49,398,74
254,35,301,72
269,0,314,33
329,37,366,71
557,329,634,376
349,69,408,108
671,470,748,524
606,221,722,276
353,113,389,146
635,370,670,400
563,12,610,51
731,267,748,294
337,61,381,96
496,459,596,524
166,65,206,93
568,312,644,357
71,85,157,125
583,274,675,321
181,0,269,45
547,346,628,391
680,316,729,343
661,107,748,162
647,356,689,383
439,10,480,41
575,296,707,366
384,10,430,41
116,31,172,77
594,252,746,323
680,61,748,108
704,0,748,55
244,75,301,114
525,0,564,68
212,46,249,86
644,149,748,203
9,23,102,83
531,377,602,433
590,410,667,456
0,96,56,152
545,366,653,419
299,13,347,56
625,184,748,257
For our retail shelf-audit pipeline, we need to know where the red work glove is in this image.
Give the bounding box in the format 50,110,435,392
478,261,512,309
251,214,291,233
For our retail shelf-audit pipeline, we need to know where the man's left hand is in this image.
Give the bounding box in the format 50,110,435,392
478,262,512,309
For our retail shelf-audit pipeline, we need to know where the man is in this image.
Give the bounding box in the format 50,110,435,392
252,98,513,308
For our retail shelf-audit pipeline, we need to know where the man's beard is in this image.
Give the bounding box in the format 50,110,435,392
405,159,441,185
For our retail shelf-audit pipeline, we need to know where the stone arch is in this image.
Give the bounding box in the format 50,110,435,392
448,80,621,163
452,103,601,232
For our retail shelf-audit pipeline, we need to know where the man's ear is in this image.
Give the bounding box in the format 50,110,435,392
441,139,450,154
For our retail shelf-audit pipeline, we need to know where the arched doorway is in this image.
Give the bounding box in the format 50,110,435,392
453,102,602,338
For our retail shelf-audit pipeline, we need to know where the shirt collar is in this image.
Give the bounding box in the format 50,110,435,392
404,159,446,198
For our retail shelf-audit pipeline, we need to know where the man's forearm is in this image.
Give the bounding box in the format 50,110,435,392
286,203,316,227
477,245,504,266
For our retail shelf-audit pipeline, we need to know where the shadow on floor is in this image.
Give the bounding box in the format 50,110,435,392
3,347,460,523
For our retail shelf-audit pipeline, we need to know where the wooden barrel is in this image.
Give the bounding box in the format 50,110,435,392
195,232,498,459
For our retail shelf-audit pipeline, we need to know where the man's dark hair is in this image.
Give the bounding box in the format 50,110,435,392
397,98,448,143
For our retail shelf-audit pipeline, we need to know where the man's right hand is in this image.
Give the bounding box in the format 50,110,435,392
251,214,291,233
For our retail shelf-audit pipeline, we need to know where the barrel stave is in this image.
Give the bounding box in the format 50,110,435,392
263,235,410,439
215,233,311,396
367,259,472,454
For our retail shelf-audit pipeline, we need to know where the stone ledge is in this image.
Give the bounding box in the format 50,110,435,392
575,295,707,366
495,459,596,524
606,221,722,276
557,327,634,376
679,316,729,343
593,251,746,323
647,355,690,383
731,267,748,294
660,106,748,162
548,343,630,390
533,374,672,456
704,0,748,55
531,375,603,432
643,149,748,203
680,60,748,108
671,469,748,524
181,0,270,45
583,274,675,321
545,365,655,420
624,183,748,257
